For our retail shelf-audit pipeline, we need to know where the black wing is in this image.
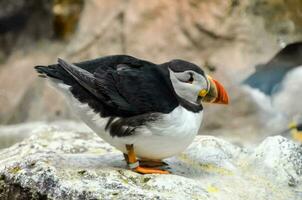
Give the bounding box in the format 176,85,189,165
35,55,178,118
243,42,302,95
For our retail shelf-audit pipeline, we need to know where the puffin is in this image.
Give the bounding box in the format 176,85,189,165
35,55,229,174
243,42,302,120
278,122,302,142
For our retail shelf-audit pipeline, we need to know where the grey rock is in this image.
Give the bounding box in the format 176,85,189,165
0,122,301,199
0,121,90,149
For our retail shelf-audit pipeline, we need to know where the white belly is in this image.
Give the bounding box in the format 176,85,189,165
76,104,203,159
54,82,203,160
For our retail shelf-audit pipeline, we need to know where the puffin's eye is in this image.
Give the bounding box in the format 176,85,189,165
187,73,194,83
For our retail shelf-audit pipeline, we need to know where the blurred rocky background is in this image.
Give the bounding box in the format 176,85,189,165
1,0,302,145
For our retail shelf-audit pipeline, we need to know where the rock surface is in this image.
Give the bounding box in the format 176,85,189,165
0,122,301,199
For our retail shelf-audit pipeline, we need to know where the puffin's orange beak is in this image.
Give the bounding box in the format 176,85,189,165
210,78,229,104
199,76,229,105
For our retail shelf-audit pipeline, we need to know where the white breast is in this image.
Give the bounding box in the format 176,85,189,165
52,81,204,160
131,106,203,159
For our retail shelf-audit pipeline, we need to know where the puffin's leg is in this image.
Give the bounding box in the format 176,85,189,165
125,144,169,174
124,153,167,168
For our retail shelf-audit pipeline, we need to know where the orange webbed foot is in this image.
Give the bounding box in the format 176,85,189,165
133,166,170,174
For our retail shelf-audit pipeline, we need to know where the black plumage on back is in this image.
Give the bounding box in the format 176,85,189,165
35,55,179,118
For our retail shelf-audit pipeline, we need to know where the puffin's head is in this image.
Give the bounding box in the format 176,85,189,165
168,59,229,105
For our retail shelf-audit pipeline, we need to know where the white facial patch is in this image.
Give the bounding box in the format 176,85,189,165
168,69,208,103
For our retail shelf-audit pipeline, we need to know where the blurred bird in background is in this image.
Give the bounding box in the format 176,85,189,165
243,42,302,141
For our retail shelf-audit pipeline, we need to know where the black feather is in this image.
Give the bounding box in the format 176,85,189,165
35,55,204,137
108,113,160,137
34,55,182,118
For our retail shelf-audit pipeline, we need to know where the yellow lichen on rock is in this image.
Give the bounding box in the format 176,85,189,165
206,185,219,193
